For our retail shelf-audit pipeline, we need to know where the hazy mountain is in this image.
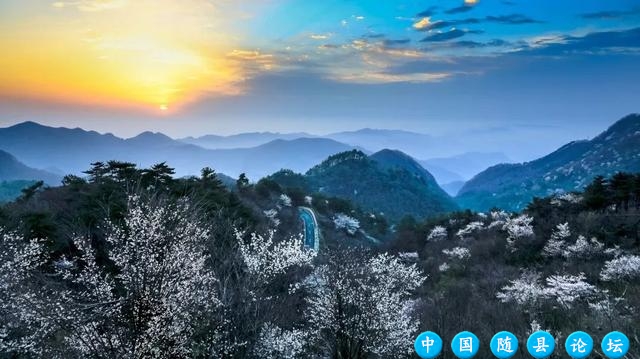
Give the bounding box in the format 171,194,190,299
214,138,354,181
420,163,465,184
269,149,457,220
440,180,466,196
421,152,512,181
457,114,640,212
0,149,61,185
325,129,441,159
0,122,354,181
180,132,314,149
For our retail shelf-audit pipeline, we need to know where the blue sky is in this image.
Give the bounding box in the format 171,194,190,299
0,0,639,160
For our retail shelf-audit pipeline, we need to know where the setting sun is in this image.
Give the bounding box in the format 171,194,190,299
0,0,250,113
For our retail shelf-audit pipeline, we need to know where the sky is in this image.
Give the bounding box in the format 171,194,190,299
0,0,639,160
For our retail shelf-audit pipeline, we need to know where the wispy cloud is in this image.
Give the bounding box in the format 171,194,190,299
310,34,331,40
336,71,451,84
417,6,438,17
52,0,127,12
486,14,543,24
383,39,411,46
413,17,432,30
445,1,479,15
415,18,481,31
421,29,483,42
580,8,640,19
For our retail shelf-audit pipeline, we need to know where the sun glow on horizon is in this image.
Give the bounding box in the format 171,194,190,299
0,0,262,113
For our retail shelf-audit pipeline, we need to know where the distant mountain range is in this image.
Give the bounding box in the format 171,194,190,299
180,132,313,149
1,114,638,216
0,149,61,184
457,114,640,211
268,149,457,220
0,122,354,181
421,152,512,181
181,127,509,186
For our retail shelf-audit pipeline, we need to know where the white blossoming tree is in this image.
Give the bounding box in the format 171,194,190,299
543,222,571,258
600,255,640,283
496,271,546,307
237,229,316,358
255,323,308,359
498,271,599,310
333,213,360,235
302,251,426,358
502,214,534,252
544,273,598,309
237,230,316,283
442,247,471,261
279,193,292,207
1,196,227,358
456,221,484,239
427,225,448,241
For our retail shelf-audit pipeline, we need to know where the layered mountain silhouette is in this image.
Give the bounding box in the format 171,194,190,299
0,149,61,185
457,114,640,212
268,149,457,220
0,122,353,181
180,131,314,149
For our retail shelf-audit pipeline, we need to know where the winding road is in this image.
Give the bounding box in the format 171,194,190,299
298,207,320,250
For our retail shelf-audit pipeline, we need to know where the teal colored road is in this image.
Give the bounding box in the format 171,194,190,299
298,207,319,250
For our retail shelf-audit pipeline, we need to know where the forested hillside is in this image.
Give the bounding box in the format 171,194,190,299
0,159,638,358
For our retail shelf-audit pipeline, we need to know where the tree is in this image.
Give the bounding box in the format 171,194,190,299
609,172,634,211
0,196,227,358
236,173,250,191
584,175,609,210
142,162,175,189
84,161,108,183
19,180,44,201
301,249,425,358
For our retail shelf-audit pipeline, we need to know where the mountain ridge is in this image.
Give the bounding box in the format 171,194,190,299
457,114,640,211
269,149,457,220
0,150,61,185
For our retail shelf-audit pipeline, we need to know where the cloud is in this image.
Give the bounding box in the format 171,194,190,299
413,17,432,30
421,29,483,42
318,44,340,50
430,39,511,49
226,50,275,71
445,1,478,15
383,39,411,46
580,8,640,19
415,18,481,31
445,5,475,14
336,72,451,84
52,0,126,12
522,27,640,56
310,34,330,40
417,6,438,17
486,14,543,24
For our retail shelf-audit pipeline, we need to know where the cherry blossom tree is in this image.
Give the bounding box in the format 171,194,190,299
543,222,571,257
502,214,534,252
600,255,640,282
333,213,360,235
544,273,598,309
301,251,426,358
427,225,447,241
236,229,317,357
442,247,471,261
255,323,307,359
237,229,316,283
456,221,484,239
1,196,227,358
